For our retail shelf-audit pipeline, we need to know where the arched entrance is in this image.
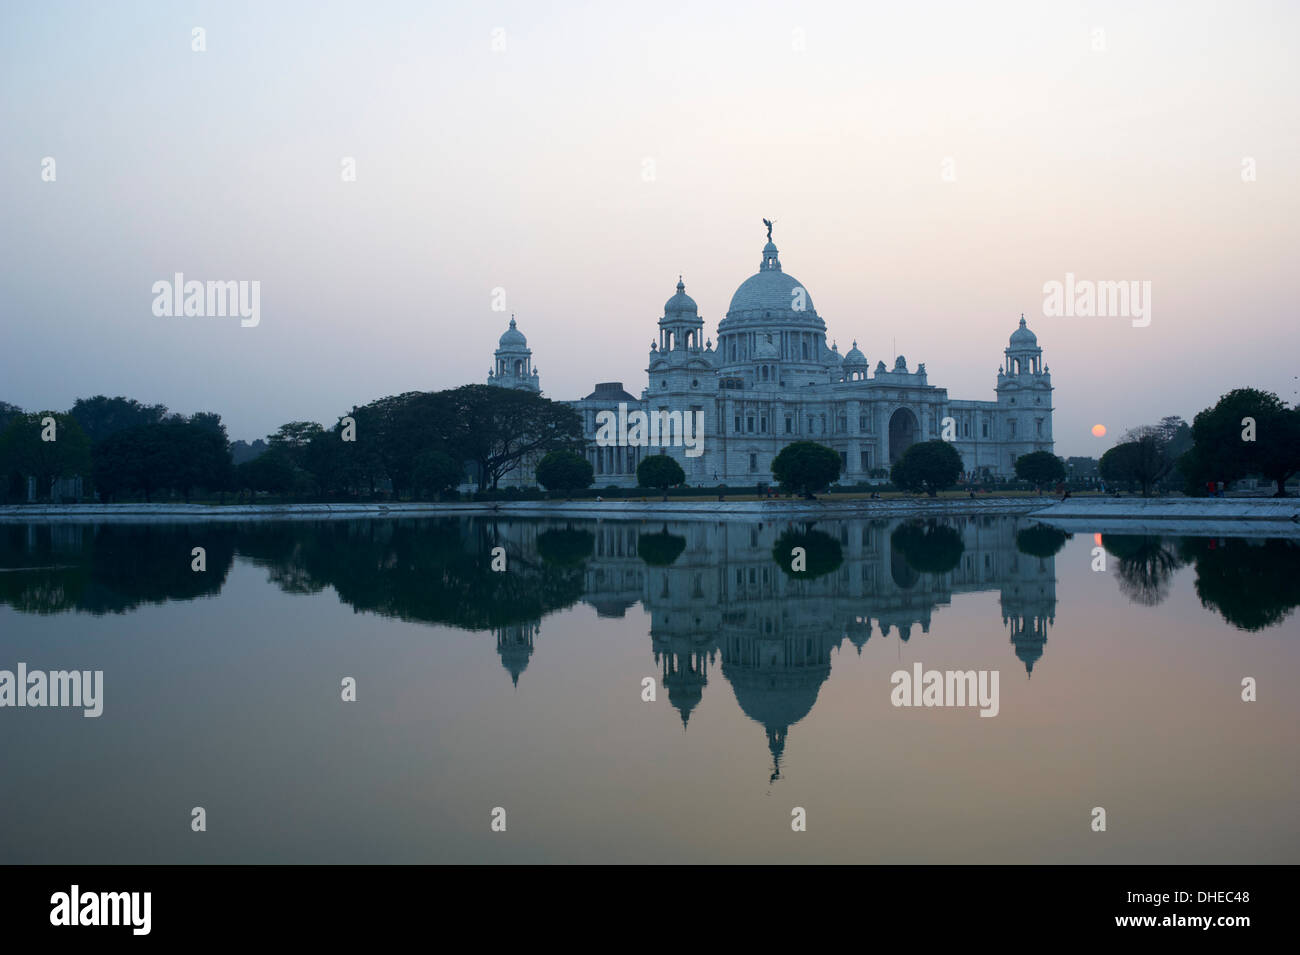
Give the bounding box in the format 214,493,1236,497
888,408,919,464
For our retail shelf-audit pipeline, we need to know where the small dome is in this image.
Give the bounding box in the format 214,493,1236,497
664,277,697,314
1010,315,1037,347
755,336,779,359
498,317,527,349
844,340,867,364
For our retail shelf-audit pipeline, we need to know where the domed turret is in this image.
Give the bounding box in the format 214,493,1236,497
1009,314,1037,347
664,277,697,315
842,340,869,381
498,316,527,348
1001,314,1045,378
655,276,705,355
488,315,540,392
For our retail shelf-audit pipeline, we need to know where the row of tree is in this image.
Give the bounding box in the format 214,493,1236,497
1096,389,1300,497
3,386,1295,503
0,387,586,503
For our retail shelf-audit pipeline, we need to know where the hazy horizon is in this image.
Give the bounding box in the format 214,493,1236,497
3,0,1297,457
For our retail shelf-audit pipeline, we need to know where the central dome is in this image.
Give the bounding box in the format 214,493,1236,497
725,241,819,321
728,270,816,316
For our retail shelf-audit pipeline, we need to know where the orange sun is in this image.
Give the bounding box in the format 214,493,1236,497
1091,424,1107,437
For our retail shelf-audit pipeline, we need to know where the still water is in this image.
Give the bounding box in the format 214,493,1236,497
1,515,1297,864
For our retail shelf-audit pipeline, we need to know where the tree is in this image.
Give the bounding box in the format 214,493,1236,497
1014,450,1066,489
772,527,843,579
891,440,963,497
442,385,583,491
0,413,92,501
535,449,594,497
356,391,461,498
412,449,462,499
771,441,842,498
1099,442,1140,493
1183,389,1300,496
92,419,232,501
236,447,296,497
1015,525,1071,558
890,519,965,574
1099,434,1169,497
230,439,269,465
1178,537,1300,631
637,453,685,494
0,402,23,433
69,395,168,445
268,421,325,466
1100,535,1185,607
638,528,687,566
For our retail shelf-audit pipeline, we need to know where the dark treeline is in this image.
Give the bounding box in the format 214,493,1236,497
1,384,1295,502
1098,388,1300,497
0,386,583,503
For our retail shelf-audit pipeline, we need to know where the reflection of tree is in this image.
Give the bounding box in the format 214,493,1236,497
1102,535,1185,607
772,528,843,580
1015,524,1071,558
0,523,234,614
536,527,594,567
1177,537,1300,632
890,519,964,575
238,519,585,630
638,527,686,567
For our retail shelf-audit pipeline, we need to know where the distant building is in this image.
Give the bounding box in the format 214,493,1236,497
488,227,1054,487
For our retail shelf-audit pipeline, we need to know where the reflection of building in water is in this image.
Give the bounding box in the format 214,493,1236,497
484,516,1057,773
495,621,540,687
581,515,1058,777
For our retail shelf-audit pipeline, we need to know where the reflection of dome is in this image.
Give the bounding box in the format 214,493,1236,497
1009,315,1037,347
723,661,829,781
726,242,818,318
495,622,539,687
664,278,697,314
662,653,708,727
845,616,873,654
498,317,527,349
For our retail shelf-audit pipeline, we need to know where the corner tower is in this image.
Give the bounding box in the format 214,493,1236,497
488,316,540,392
995,315,1054,468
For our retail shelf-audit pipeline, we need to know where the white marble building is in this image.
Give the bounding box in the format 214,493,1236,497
489,229,1053,487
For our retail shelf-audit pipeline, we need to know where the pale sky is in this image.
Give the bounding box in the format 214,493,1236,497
2,0,1297,456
